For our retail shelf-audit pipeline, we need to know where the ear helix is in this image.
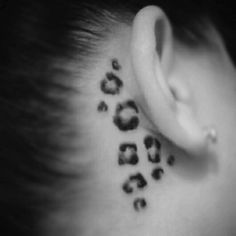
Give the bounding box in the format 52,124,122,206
131,6,218,156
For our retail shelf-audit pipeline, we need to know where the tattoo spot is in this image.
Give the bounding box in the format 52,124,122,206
151,167,164,181
97,101,108,112
112,58,121,71
133,198,147,211
144,135,161,163
118,143,139,165
167,155,175,166
144,135,154,149
100,72,123,95
122,173,147,194
113,100,139,131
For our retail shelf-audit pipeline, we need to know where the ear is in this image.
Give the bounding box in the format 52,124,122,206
131,6,210,156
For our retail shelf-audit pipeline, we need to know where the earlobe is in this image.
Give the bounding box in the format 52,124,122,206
131,6,215,156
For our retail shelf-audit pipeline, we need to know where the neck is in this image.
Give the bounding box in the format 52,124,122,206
72,40,179,235
43,26,236,236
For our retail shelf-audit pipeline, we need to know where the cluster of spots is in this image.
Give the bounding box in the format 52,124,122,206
118,131,176,212
143,135,166,181
97,58,176,212
113,100,139,131
98,58,146,211
118,143,139,165
97,58,123,112
97,59,123,112
122,173,147,194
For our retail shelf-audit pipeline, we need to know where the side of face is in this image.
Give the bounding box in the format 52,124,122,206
48,6,236,236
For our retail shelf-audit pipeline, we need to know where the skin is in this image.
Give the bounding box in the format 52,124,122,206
48,12,236,236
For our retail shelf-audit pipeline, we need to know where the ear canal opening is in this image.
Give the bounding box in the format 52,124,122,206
155,19,165,58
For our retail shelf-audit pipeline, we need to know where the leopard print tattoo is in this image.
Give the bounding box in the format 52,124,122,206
97,58,178,212
100,72,123,95
151,167,164,181
144,135,161,163
97,101,108,112
122,173,147,194
111,58,121,71
113,100,139,131
133,198,147,211
118,143,139,165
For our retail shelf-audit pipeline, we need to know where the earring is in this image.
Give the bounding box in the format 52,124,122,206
204,126,217,144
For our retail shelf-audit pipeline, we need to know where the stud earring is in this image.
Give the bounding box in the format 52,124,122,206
204,126,217,144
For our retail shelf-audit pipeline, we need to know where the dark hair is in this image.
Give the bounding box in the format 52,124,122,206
0,0,235,235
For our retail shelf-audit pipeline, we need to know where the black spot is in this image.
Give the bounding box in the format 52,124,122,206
151,167,164,180
112,58,121,71
97,101,108,112
113,100,139,131
122,173,148,194
144,136,161,163
167,155,175,166
144,135,154,149
122,182,133,194
133,198,147,211
100,72,123,95
118,143,139,165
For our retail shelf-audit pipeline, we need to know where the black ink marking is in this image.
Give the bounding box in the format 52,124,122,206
126,100,139,113
144,136,161,150
113,100,139,131
122,173,147,194
133,198,147,211
114,116,139,131
112,58,121,71
97,101,108,112
151,167,164,180
118,143,139,165
167,155,175,166
122,182,133,194
100,72,123,95
144,135,154,149
144,136,161,163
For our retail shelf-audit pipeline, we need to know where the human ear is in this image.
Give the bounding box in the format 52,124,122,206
131,6,214,156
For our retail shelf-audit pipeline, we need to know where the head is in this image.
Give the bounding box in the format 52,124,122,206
1,0,236,235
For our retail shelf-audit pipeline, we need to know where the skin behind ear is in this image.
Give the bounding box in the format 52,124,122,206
131,6,211,157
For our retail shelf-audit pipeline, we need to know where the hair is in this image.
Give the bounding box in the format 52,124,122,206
0,0,235,235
